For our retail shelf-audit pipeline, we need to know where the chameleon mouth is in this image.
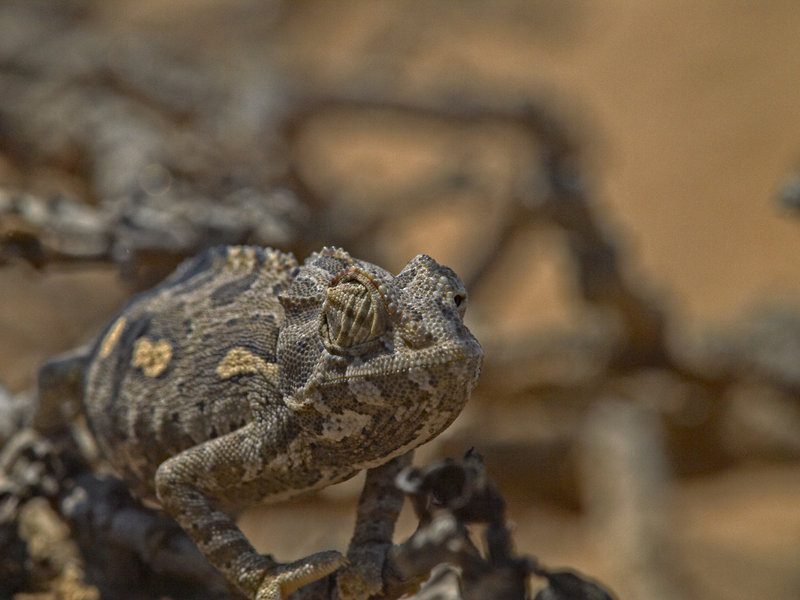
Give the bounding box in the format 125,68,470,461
328,339,483,382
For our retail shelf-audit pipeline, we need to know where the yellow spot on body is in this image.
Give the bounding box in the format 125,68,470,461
225,246,257,273
99,317,127,359
132,338,173,377
216,347,278,381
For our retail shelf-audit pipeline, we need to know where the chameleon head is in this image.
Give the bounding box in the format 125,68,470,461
277,247,483,464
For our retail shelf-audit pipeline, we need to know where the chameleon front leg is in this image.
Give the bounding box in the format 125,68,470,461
154,422,344,600
337,451,413,600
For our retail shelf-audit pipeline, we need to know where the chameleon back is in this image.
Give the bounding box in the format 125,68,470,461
83,246,298,498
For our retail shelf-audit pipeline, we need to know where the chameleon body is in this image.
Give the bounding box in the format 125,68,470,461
46,246,482,599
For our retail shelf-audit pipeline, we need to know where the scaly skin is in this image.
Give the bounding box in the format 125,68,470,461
41,246,483,599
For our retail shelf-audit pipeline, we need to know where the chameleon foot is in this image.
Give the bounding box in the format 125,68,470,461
337,544,390,600
255,550,346,600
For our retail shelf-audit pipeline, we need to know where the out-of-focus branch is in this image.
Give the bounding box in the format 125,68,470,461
391,449,615,600
579,401,689,600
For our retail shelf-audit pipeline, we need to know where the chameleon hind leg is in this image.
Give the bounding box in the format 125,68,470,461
34,345,91,435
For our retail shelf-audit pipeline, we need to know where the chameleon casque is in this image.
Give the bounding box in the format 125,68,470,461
36,245,483,599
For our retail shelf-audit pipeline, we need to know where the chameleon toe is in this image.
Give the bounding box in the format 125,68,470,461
257,550,346,599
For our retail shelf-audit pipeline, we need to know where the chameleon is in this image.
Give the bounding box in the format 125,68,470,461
34,245,483,600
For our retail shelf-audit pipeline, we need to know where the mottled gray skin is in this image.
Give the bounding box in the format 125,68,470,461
68,246,482,599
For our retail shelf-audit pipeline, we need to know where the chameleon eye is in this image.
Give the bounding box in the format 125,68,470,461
452,292,467,318
322,272,387,350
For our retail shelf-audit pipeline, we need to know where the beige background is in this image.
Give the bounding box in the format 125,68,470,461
2,2,800,599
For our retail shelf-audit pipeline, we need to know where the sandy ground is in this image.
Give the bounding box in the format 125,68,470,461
2,2,800,599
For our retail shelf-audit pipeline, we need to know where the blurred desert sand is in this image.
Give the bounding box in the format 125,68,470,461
2,2,800,599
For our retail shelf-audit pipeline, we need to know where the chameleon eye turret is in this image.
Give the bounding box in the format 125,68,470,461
321,269,388,351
